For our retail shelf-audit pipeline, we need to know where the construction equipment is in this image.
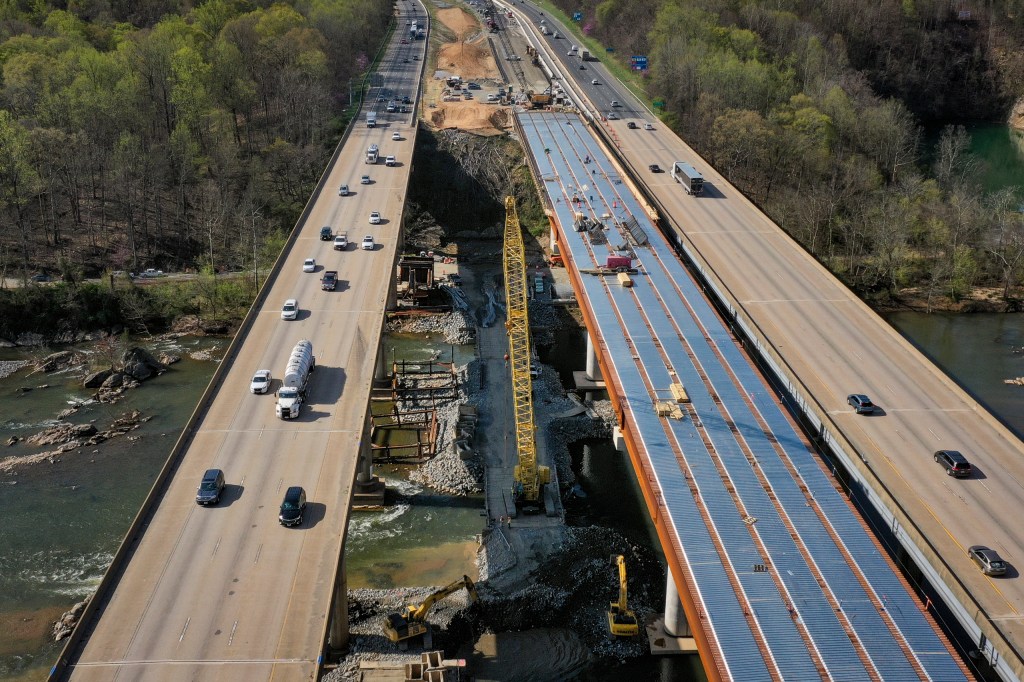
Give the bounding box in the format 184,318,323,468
607,555,639,637
504,197,551,514
383,575,479,649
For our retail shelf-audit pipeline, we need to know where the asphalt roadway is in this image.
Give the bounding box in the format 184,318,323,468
510,0,1024,675
61,7,425,681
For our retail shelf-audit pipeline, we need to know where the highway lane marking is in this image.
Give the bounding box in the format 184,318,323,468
73,658,316,666
212,538,221,558
742,298,853,304
254,543,263,565
178,617,190,643
228,620,238,646
927,427,940,440
195,429,359,434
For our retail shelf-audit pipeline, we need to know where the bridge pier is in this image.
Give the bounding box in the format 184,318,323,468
663,568,691,637
643,567,698,656
328,557,349,654
572,332,606,400
354,409,385,504
373,344,389,386
585,332,602,382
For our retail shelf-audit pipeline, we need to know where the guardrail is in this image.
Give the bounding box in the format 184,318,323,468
47,26,377,682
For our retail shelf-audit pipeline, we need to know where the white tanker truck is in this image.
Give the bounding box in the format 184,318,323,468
275,339,315,419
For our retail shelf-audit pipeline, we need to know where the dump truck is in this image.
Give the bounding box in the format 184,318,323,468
321,270,337,291
580,49,591,61
672,161,704,195
275,340,315,419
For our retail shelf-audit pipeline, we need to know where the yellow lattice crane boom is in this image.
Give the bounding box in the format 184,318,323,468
503,196,550,513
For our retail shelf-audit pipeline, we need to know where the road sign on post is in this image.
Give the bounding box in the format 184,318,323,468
630,55,648,71
573,11,582,21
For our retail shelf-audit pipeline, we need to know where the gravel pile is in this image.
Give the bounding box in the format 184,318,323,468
0,360,28,379
324,586,481,682
387,310,475,345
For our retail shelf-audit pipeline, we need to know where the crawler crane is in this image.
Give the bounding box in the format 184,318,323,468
383,575,479,649
504,196,551,513
607,555,639,637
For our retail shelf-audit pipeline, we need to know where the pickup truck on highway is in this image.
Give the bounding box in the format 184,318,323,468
321,270,338,291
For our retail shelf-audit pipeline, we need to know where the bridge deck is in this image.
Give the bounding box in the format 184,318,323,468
518,111,968,681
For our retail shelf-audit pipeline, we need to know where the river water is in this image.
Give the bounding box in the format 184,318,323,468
4,311,1024,681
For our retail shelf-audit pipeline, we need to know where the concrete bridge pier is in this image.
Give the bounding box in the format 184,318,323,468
572,331,606,400
663,569,691,637
585,332,602,382
645,566,698,655
353,408,385,504
327,557,349,655
373,344,389,387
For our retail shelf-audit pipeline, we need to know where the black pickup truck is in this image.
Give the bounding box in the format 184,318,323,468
321,270,338,291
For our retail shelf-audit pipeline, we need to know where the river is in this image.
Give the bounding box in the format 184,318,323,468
3,311,1024,680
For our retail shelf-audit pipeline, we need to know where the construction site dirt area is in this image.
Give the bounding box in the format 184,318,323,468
424,6,510,135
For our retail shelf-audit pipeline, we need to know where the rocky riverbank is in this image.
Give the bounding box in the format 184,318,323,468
329,293,651,680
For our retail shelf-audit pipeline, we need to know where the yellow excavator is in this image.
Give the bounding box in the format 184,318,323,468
607,555,639,637
383,575,479,649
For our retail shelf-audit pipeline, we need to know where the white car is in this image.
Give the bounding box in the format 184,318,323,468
385,156,396,166
281,299,299,320
334,234,348,250
591,79,599,85
139,268,163,278
339,184,349,196
302,258,316,272
361,235,375,250
250,369,272,394
369,211,381,225
644,122,654,130
607,111,619,120
392,131,402,141
611,100,621,107
360,174,371,184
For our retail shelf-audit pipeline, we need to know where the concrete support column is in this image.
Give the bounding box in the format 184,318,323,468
386,271,398,311
550,223,560,256
356,410,374,485
664,567,691,637
585,332,602,382
373,343,388,384
328,556,349,653
354,407,385,502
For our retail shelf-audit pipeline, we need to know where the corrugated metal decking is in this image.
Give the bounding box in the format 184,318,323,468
517,111,968,681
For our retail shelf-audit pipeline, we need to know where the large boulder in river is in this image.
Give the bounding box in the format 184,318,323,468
101,373,124,389
120,347,166,381
26,422,97,446
82,370,112,388
34,351,82,374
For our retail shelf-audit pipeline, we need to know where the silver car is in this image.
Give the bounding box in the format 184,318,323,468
968,546,1007,576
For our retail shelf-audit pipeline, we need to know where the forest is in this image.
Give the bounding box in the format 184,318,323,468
0,0,391,284
2,0,1024,312
555,0,1024,306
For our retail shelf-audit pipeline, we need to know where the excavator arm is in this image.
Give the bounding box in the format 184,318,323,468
408,575,478,622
